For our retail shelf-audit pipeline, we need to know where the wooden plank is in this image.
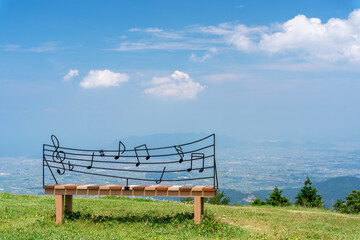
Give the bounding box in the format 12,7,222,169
77,184,94,190
44,184,57,190
87,185,101,190
109,185,124,190
76,184,94,195
156,185,172,191
144,185,157,191
88,185,101,195
179,186,192,192
168,185,182,191
203,186,215,192
99,185,116,190
99,185,114,195
65,184,83,190
56,195,64,224
191,186,205,191
133,185,148,191
54,184,69,190
194,197,204,224
203,191,216,197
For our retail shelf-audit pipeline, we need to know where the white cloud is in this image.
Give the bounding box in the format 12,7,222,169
2,42,76,52
79,69,129,88
258,11,360,61
114,42,208,51
129,27,163,33
190,53,211,62
200,9,360,61
128,27,183,39
114,9,360,62
144,70,205,99
190,47,218,62
63,69,79,82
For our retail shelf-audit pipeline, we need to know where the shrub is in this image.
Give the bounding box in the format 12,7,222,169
205,191,230,205
334,190,360,214
266,186,291,206
180,191,230,205
295,176,323,208
250,197,266,206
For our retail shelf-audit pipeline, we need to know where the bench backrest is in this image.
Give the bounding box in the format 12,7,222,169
43,134,218,189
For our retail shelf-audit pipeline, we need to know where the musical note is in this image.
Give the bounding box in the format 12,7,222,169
114,141,126,160
187,154,193,172
99,149,105,157
197,153,205,173
134,144,150,167
51,135,66,163
156,167,166,184
174,145,184,163
57,162,65,175
68,161,74,171
87,152,94,169
187,153,205,172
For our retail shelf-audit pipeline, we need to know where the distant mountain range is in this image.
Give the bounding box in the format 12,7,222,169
223,176,360,208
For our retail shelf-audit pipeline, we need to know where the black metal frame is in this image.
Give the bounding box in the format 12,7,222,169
43,134,218,189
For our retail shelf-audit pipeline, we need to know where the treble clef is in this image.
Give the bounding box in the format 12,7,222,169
51,135,66,163
51,135,67,175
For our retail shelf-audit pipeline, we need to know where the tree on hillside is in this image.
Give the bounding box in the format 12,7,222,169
180,191,230,205
266,186,291,206
295,176,324,208
206,191,230,205
333,190,360,214
250,197,266,206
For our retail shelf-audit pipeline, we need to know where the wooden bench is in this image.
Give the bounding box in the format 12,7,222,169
44,184,216,224
43,134,218,224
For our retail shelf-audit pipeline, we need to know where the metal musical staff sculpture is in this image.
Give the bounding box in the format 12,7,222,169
43,134,218,189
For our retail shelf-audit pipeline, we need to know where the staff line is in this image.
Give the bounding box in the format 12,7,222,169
43,144,214,158
43,134,214,152
46,164,214,182
45,159,214,173
43,153,214,165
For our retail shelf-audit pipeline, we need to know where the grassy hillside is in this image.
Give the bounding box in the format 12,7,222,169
1,193,360,239
224,176,360,208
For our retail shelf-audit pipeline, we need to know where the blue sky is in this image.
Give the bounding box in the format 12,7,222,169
1,0,360,156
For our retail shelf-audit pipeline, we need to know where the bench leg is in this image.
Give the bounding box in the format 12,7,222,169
65,195,73,212
56,195,64,224
194,197,204,224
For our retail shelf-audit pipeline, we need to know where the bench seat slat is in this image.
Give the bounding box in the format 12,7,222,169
64,184,83,190
133,185,149,191
144,185,157,190
179,186,193,192
168,185,183,191
109,185,124,190
77,184,95,190
54,184,71,190
99,185,116,190
156,185,172,191
203,186,216,192
191,186,205,191
88,185,102,190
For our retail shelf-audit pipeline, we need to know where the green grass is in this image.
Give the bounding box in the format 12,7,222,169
1,193,360,239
